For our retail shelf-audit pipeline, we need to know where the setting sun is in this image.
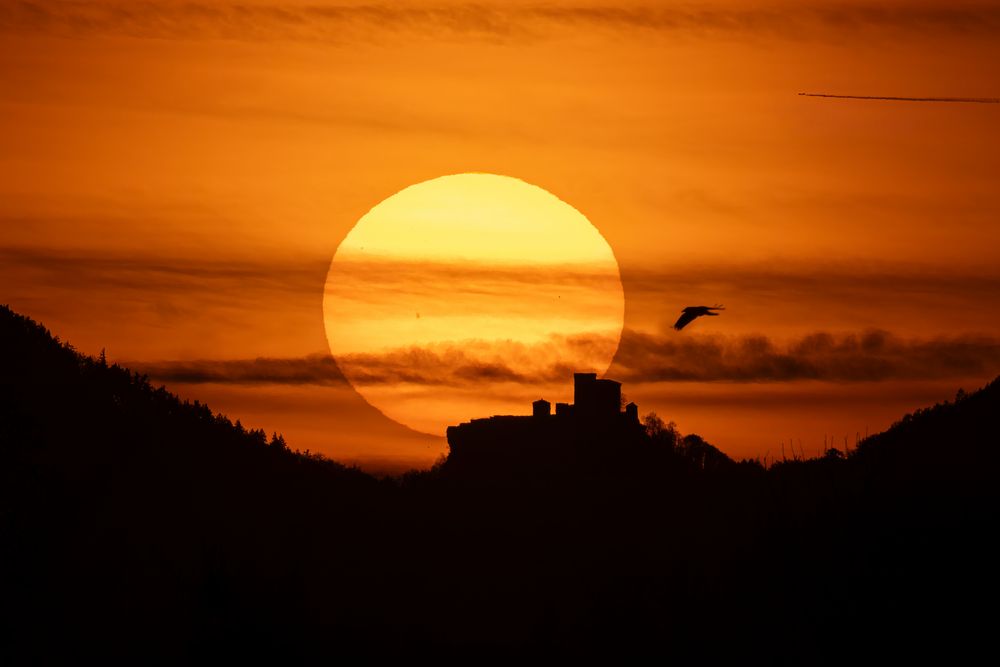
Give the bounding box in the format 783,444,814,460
324,173,624,433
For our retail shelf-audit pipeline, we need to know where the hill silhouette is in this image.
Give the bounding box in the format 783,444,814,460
1,304,996,663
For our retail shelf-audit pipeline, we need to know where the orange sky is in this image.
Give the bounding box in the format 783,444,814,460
2,1,1000,471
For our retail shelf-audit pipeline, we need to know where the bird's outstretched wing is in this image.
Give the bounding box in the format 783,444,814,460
673,305,724,330
673,309,699,330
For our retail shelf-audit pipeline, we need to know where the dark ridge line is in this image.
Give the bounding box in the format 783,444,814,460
798,92,1000,104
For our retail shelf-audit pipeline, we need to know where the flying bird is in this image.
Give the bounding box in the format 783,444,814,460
673,305,724,331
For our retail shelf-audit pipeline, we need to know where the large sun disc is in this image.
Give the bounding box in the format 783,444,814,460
324,173,624,435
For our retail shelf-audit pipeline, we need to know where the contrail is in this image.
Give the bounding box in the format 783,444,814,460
799,92,1000,104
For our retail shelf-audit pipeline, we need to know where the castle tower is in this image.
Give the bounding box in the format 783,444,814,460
533,399,551,417
574,372,621,419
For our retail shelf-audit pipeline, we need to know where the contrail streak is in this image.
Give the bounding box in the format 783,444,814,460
799,92,1000,104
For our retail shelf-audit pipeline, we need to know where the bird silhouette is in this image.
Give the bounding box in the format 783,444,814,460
673,305,724,331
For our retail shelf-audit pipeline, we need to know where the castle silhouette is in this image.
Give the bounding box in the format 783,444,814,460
446,373,643,467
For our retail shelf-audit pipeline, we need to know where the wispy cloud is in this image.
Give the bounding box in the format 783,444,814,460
131,353,351,386
129,329,1000,387
0,245,325,296
626,262,1000,300
129,334,601,387
2,2,999,43
610,329,1000,382
5,244,1000,324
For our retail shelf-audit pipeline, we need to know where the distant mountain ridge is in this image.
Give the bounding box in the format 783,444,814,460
1,304,997,663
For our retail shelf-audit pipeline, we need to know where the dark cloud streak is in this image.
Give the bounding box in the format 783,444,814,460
2,2,999,42
130,353,352,387
0,245,327,295
611,329,1000,382
5,244,1000,316
129,330,1000,387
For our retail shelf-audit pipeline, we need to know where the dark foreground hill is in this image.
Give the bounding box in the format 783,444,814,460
1,305,997,663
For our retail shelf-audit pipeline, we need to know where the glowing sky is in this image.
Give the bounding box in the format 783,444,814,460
2,1,1000,471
